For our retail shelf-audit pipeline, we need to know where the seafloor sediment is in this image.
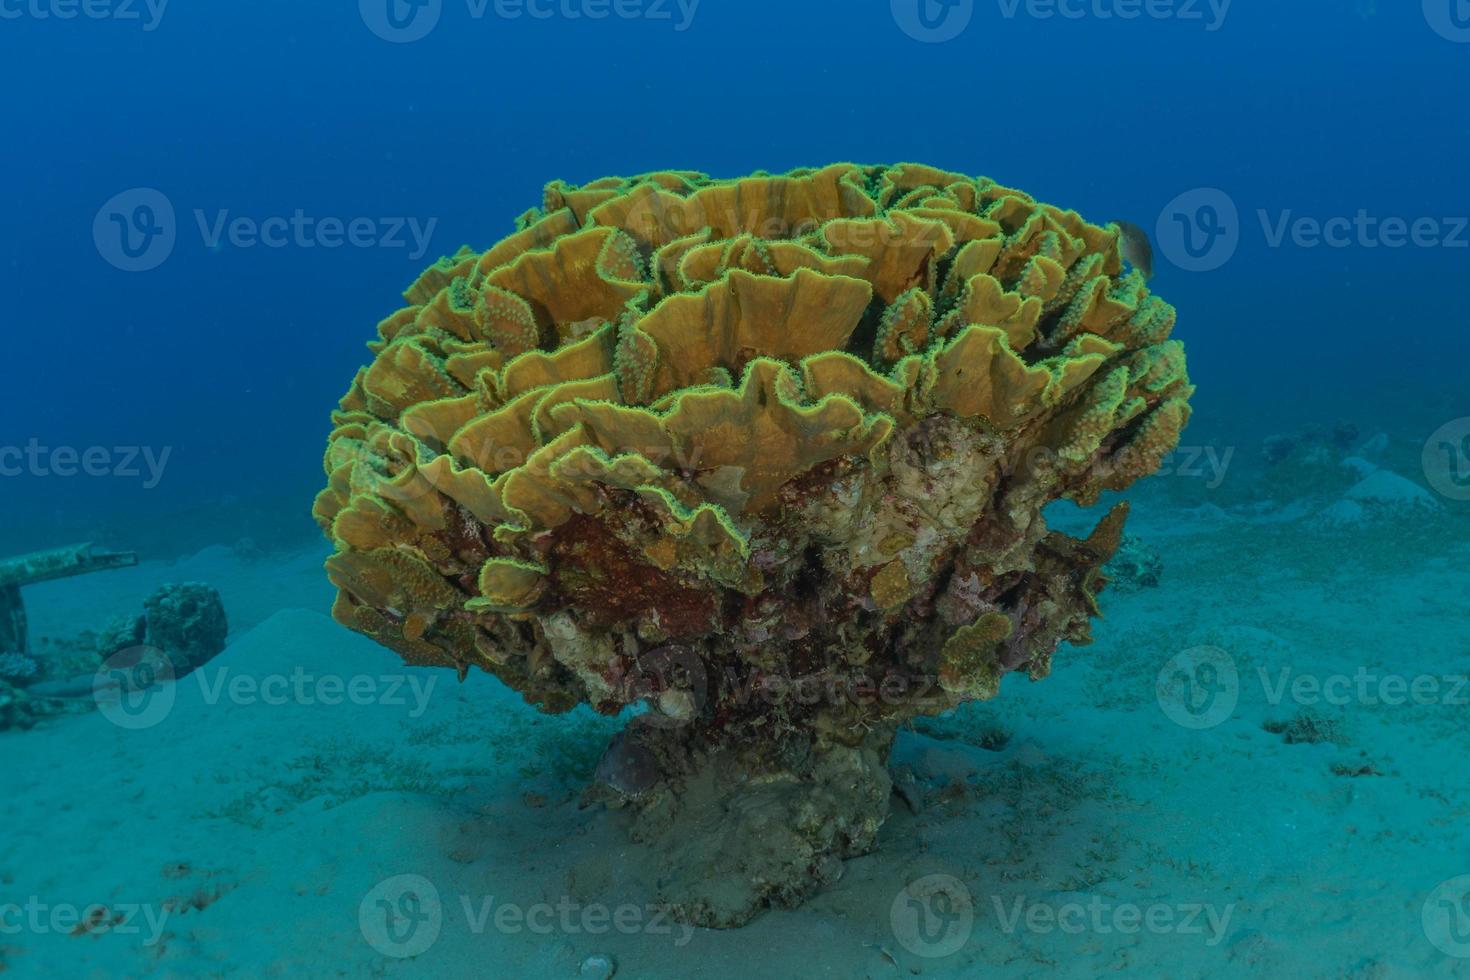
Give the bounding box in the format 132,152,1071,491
2,462,1466,977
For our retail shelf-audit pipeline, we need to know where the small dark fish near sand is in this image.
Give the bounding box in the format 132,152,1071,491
1113,220,1154,280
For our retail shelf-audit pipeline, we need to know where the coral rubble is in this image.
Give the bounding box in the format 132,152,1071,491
0,679,39,732
1105,533,1164,591
315,164,1194,925
0,651,38,685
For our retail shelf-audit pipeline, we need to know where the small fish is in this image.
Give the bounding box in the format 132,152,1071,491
1113,220,1154,280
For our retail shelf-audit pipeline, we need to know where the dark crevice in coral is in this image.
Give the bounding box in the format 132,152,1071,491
926,562,956,610
791,545,825,601
843,299,887,363
1025,308,1074,362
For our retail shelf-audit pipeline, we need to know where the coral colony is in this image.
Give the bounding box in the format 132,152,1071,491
316,164,1193,926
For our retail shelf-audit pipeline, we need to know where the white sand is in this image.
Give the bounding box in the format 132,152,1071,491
2,495,1468,979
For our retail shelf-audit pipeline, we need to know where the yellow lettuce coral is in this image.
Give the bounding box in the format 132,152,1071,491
315,163,1193,925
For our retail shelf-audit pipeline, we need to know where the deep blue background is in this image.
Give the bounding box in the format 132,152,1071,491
1,0,1465,550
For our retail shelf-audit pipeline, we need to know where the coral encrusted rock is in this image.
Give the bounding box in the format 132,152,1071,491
143,583,228,675
314,163,1194,926
0,679,38,732
1105,533,1164,591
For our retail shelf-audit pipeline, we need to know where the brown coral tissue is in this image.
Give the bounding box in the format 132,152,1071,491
314,163,1194,927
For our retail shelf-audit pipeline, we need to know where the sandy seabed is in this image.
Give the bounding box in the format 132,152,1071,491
2,475,1469,980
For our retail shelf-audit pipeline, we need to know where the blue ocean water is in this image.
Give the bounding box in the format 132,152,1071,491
2,2,1468,977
